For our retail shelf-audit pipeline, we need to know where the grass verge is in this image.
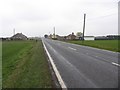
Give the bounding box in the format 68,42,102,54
0,40,2,89
68,40,119,52
2,40,53,88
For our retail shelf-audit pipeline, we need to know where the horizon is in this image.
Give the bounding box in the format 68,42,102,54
1,32,119,38
0,0,119,37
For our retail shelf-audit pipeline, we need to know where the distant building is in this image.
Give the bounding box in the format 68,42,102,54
47,32,95,41
95,36,108,40
1,37,11,41
48,34,52,39
11,33,28,40
52,34,57,39
106,35,120,40
84,36,94,40
56,35,65,40
95,35,120,40
66,32,76,40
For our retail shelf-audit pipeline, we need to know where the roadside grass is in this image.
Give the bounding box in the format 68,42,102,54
2,40,53,88
68,40,119,52
0,40,2,89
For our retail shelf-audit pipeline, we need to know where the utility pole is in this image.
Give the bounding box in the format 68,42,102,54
82,14,86,41
54,27,55,38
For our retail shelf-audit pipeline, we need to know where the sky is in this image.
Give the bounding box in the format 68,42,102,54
0,0,119,37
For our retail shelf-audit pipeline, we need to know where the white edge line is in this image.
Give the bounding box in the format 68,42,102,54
42,39,67,89
111,62,120,67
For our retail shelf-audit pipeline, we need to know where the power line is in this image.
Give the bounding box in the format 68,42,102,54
87,13,117,21
78,12,117,24
78,6,117,23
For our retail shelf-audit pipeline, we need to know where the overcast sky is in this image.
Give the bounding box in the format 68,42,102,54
0,0,119,37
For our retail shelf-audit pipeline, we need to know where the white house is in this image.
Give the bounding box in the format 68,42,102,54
84,36,94,40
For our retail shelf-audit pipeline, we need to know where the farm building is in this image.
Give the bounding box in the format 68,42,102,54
56,35,65,40
84,36,94,40
66,32,76,40
11,33,28,40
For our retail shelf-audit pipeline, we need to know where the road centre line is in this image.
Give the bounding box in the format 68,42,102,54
111,62,120,67
68,47,77,51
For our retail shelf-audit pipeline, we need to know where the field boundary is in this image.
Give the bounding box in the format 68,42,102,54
42,39,67,89
69,42,119,54
3,40,54,88
67,40,119,53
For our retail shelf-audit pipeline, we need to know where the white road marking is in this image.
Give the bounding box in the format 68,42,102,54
68,47,77,51
42,40,67,89
111,62,120,67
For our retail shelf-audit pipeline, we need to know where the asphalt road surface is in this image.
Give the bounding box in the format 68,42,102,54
42,38,119,88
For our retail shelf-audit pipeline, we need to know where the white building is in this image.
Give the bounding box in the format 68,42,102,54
84,36,94,40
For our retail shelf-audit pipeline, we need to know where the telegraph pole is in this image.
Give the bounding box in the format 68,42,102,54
54,27,55,38
82,14,86,41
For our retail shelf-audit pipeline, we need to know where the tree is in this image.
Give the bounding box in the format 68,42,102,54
76,32,83,37
44,34,48,38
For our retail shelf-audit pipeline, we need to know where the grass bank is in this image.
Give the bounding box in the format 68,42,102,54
2,40,53,88
0,40,2,89
68,40,119,52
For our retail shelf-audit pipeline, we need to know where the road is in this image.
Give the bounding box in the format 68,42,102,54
42,38,119,88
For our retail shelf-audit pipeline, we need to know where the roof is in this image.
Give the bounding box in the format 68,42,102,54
11,33,27,39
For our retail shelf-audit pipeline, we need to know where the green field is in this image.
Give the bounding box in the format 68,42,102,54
2,40,53,88
68,40,119,52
